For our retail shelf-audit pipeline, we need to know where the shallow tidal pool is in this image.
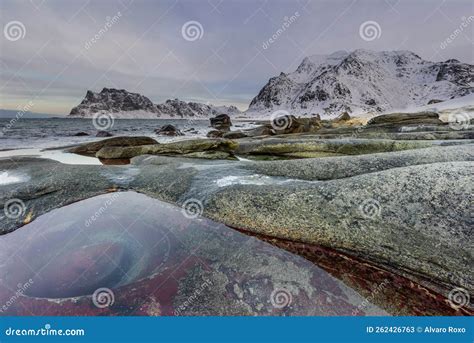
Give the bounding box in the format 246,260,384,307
0,192,457,316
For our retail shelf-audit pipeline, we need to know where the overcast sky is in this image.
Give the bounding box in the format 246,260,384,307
0,0,472,115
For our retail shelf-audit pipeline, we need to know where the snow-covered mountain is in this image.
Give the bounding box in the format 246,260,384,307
246,49,473,118
155,99,241,118
69,88,241,119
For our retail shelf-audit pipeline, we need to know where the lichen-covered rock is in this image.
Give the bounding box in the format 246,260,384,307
96,139,237,159
235,138,434,157
68,136,158,156
206,130,224,138
272,115,321,134
223,131,248,139
367,111,444,126
204,161,473,295
246,144,474,180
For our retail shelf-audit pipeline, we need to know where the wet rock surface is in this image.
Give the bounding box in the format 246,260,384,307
95,139,237,160
68,136,158,156
96,130,113,137
0,192,387,316
1,112,473,316
0,192,466,316
210,114,232,131
155,124,183,136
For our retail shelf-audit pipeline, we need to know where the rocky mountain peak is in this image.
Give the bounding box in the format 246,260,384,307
247,49,473,117
69,89,241,119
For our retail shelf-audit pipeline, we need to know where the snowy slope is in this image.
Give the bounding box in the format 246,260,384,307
246,49,473,118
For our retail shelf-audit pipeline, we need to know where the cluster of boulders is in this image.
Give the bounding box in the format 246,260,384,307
207,113,324,139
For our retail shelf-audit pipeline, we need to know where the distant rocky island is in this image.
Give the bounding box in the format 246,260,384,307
69,50,473,120
69,88,241,119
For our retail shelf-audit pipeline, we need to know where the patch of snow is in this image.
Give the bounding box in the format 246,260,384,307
0,171,29,185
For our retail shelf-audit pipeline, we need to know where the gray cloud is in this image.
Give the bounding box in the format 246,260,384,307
0,0,472,114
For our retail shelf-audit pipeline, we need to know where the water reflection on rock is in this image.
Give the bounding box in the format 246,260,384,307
0,191,389,316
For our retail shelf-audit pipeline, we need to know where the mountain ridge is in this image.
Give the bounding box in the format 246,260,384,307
69,50,473,119
69,88,241,119
246,49,473,118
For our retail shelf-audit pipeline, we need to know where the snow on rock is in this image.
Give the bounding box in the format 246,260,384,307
69,88,241,119
246,49,473,119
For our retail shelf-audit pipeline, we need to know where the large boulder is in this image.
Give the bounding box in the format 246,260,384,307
96,130,113,137
334,111,351,122
210,114,232,131
367,112,444,126
155,124,183,136
271,115,321,134
206,130,224,138
243,124,275,137
68,136,158,156
95,139,237,159
73,131,89,136
222,131,248,139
